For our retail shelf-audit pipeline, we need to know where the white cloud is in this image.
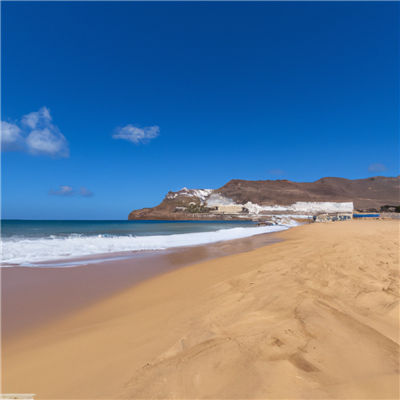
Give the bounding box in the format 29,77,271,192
368,163,388,173
49,186,75,196
79,186,94,197
1,107,69,157
1,121,23,145
22,106,52,129
112,124,160,144
26,128,69,157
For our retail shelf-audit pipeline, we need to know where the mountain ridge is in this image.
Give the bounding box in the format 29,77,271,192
128,176,400,220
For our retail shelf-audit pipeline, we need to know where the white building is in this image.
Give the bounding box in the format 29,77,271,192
213,205,248,214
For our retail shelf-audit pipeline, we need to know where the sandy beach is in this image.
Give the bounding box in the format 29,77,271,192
1,231,281,337
2,220,399,399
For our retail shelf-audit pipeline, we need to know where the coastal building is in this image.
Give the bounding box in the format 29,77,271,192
213,205,249,214
313,214,332,223
313,213,353,223
173,207,186,212
332,213,353,221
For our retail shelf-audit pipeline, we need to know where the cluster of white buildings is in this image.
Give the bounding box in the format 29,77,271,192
170,187,356,221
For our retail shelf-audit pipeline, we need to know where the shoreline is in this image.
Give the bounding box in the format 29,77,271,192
1,220,293,267
2,220,399,399
1,229,283,338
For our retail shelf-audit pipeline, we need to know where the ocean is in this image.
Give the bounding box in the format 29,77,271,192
1,220,293,267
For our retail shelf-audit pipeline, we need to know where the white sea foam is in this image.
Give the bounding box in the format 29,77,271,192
1,224,295,266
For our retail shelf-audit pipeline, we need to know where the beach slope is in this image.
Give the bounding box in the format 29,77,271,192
2,220,399,399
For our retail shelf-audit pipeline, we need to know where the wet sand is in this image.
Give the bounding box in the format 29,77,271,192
2,231,281,338
2,220,399,399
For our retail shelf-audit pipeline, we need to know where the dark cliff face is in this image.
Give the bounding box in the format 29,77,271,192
128,176,400,220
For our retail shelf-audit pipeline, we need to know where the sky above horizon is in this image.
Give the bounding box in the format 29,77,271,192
1,1,399,220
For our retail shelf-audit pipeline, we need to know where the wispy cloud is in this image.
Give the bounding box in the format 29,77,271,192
79,186,94,197
112,124,160,145
368,163,388,173
1,107,69,157
49,185,95,197
268,169,285,175
21,107,51,129
49,186,75,196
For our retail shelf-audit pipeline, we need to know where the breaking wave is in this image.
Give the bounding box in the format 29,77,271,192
1,224,294,266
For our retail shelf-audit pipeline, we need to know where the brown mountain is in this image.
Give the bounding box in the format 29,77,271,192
217,176,400,209
128,176,400,220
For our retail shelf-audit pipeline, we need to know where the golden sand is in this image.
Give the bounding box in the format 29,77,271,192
2,220,399,399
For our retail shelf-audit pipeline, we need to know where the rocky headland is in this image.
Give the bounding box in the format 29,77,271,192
128,176,400,220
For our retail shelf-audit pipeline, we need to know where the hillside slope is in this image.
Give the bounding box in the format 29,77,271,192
217,176,400,209
128,176,400,220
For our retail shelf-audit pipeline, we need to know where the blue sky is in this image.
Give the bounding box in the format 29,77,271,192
1,1,399,220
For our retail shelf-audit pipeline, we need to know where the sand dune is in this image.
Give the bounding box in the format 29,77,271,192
2,220,399,399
